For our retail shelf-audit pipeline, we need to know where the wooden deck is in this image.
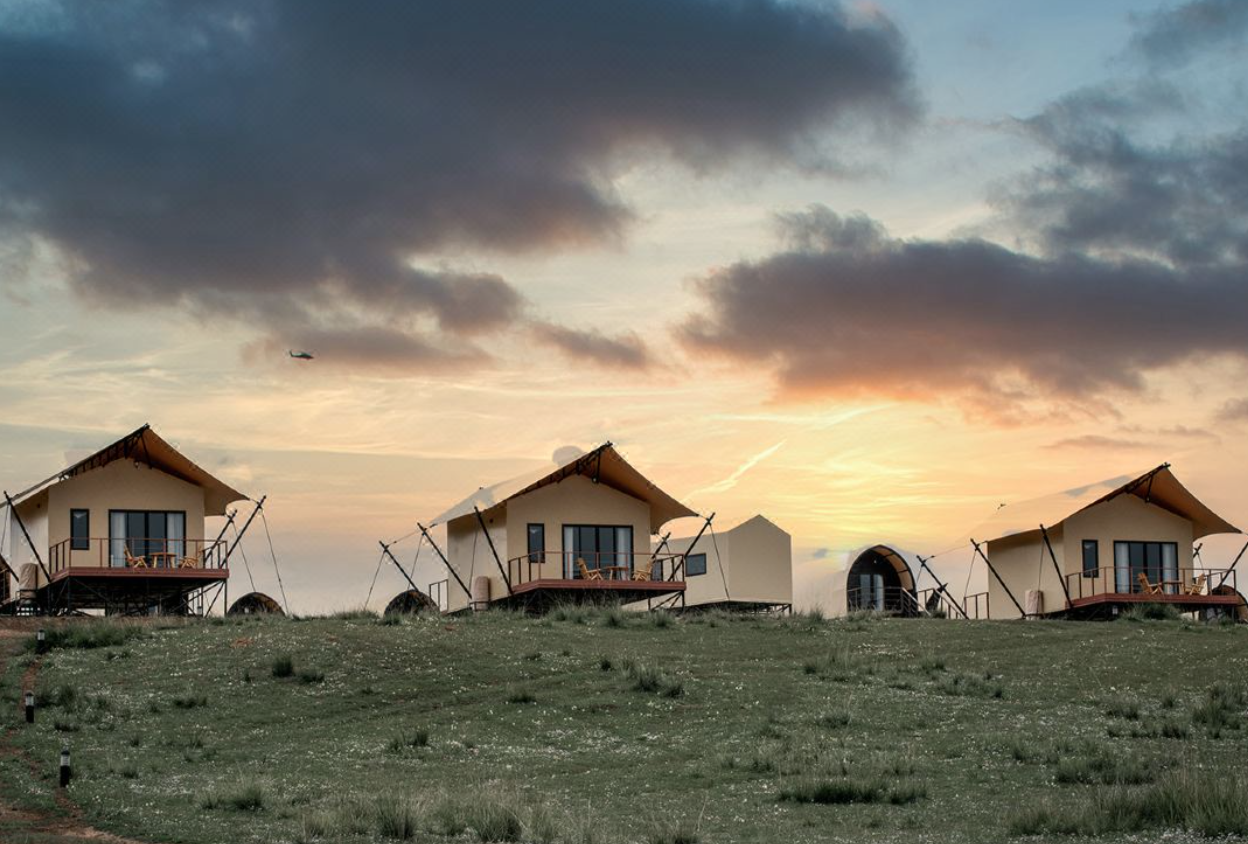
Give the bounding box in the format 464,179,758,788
1068,590,1241,614
493,577,684,611
50,566,228,583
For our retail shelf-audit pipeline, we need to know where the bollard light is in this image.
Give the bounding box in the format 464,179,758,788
24,690,34,724
59,745,71,788
36,629,46,654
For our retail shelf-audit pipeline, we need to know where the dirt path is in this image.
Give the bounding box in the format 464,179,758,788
0,622,160,844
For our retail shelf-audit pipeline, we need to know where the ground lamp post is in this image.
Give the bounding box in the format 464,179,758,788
36,629,46,654
24,690,34,723
59,745,71,787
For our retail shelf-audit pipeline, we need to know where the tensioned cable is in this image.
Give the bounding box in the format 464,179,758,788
258,509,290,615
710,523,730,601
231,521,258,593
364,550,386,608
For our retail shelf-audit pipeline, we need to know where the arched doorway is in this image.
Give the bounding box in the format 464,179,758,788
847,546,917,615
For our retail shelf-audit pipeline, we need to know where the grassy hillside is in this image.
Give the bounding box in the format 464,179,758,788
2,609,1247,844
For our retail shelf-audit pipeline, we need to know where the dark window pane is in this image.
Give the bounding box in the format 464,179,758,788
70,510,90,551
577,526,598,569
125,512,146,558
686,553,707,576
1081,540,1098,577
148,512,166,561
527,524,544,564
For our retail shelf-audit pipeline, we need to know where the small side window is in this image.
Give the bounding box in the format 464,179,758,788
686,553,707,577
71,509,90,551
1081,540,1098,578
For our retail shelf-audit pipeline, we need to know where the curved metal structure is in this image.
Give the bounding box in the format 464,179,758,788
227,591,284,616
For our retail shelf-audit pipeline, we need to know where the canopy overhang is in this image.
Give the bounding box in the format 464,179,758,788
984,464,1240,544
431,443,697,534
6,425,247,517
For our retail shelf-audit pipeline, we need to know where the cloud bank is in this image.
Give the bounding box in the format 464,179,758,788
0,0,917,372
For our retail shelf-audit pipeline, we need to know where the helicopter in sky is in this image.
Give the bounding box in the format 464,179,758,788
288,350,315,361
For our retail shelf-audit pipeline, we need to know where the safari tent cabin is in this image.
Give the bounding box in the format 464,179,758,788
982,465,1242,620
660,515,792,613
427,443,695,612
1,425,247,616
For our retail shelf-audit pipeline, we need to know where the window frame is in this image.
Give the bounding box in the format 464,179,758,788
1081,540,1099,578
527,523,545,565
70,509,90,551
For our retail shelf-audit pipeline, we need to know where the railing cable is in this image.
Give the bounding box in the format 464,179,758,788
258,509,290,615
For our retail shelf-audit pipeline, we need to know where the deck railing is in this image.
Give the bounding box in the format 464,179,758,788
846,585,919,616
963,592,990,620
914,587,966,618
505,550,686,589
1063,566,1236,603
47,537,228,576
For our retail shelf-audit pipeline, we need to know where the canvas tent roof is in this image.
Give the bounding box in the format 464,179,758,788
6,425,246,517
979,464,1240,544
847,543,920,591
430,443,697,534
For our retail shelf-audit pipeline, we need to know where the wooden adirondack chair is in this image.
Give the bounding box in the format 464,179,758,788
632,559,655,581
1137,572,1162,595
122,544,148,569
576,557,603,581
1186,574,1207,596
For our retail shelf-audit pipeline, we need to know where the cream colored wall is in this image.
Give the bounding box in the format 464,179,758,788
665,516,793,607
46,461,207,568
10,494,49,584
444,475,652,610
1061,494,1194,595
987,495,1196,618
725,517,793,605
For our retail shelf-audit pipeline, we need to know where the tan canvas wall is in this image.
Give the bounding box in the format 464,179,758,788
444,474,652,610
9,495,49,585
44,461,207,569
986,526,1065,620
666,515,792,607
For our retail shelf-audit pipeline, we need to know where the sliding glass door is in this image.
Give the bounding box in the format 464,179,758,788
109,510,187,567
562,525,634,578
1114,541,1179,593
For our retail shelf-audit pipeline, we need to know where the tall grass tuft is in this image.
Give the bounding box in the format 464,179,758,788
271,654,295,678
202,782,267,812
34,622,141,651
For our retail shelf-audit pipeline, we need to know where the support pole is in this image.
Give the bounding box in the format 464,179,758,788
971,538,1027,619
1040,525,1072,610
418,523,470,599
379,541,421,594
916,555,968,620
651,531,671,580
207,509,237,563
673,513,714,580
1216,538,1248,592
474,507,512,595
221,496,266,569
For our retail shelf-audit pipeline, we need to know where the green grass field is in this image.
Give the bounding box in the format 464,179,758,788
2,608,1246,844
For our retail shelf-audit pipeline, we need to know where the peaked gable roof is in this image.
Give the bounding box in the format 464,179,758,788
8,425,247,516
431,443,697,534
984,464,1239,543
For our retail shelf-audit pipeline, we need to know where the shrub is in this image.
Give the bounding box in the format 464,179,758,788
627,663,684,698
818,710,851,729
1103,697,1142,720
35,623,141,651
171,694,208,709
507,689,537,705
1192,683,1245,736
271,655,295,678
936,672,1004,699
202,782,266,812
388,729,430,752
1122,603,1183,622
778,777,924,805
1008,768,1248,837
297,669,325,684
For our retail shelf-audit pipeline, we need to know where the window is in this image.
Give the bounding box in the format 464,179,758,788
1113,541,1179,594
70,509,90,551
1081,540,1098,578
109,510,186,567
562,525,633,578
527,524,544,564
686,553,707,577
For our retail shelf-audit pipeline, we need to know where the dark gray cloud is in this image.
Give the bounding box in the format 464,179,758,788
1003,94,1248,269
0,0,917,371
680,206,1248,405
1129,0,1248,68
532,322,651,370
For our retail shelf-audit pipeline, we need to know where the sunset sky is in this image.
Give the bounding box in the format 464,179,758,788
3,0,1247,612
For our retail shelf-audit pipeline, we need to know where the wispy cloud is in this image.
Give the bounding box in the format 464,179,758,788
688,440,786,498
